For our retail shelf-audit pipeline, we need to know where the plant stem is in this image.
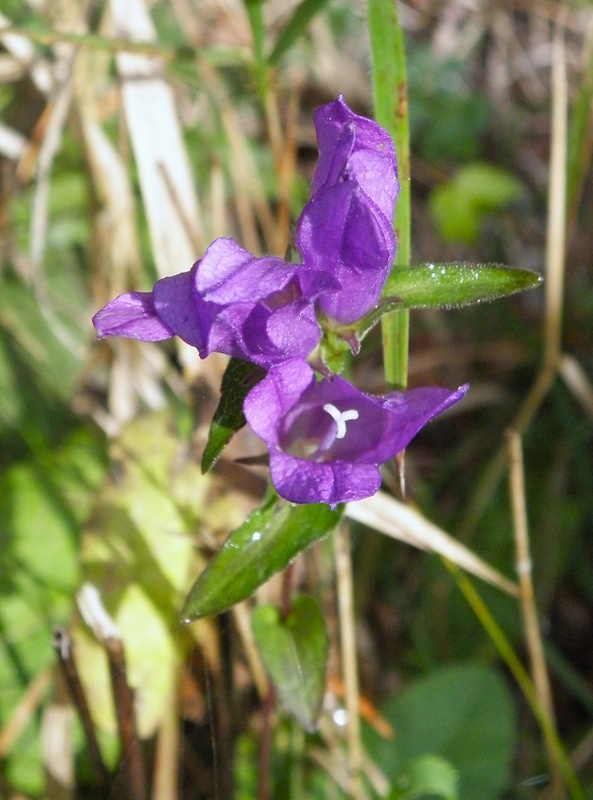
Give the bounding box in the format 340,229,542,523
334,524,365,800
367,0,410,390
507,430,565,799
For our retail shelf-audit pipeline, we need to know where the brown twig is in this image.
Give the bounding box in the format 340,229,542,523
258,684,276,800
51,627,111,794
104,636,147,800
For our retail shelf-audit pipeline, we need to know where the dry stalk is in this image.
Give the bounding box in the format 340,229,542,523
334,523,366,800
507,430,565,799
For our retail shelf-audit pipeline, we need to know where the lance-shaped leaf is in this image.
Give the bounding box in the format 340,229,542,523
252,596,329,731
385,263,542,309
201,358,266,473
182,496,343,620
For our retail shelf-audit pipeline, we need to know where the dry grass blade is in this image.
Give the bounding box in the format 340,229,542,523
346,491,518,596
559,354,593,420
0,669,52,757
109,0,203,278
0,121,27,160
78,111,142,298
544,26,568,369
507,430,565,798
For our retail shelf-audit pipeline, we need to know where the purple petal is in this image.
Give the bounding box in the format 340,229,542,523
196,237,296,303
153,268,214,353
311,96,398,223
92,292,174,342
244,360,468,506
297,182,396,322
244,359,315,446
269,450,381,507
265,302,322,358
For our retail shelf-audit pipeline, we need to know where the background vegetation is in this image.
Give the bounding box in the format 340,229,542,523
0,0,592,798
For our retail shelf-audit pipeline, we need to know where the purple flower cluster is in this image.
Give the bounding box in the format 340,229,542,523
93,96,467,505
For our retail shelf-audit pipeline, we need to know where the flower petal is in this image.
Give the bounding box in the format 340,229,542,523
297,182,395,322
244,359,315,446
244,360,468,506
92,292,174,342
196,237,296,303
269,450,381,507
153,268,213,353
311,95,398,223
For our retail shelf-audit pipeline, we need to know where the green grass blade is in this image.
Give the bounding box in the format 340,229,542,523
269,0,332,66
367,0,410,389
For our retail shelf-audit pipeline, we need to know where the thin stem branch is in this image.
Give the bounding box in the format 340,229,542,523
258,685,276,800
51,627,111,794
334,524,365,800
104,637,147,800
507,431,565,798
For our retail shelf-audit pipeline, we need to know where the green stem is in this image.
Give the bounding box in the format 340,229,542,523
367,0,411,389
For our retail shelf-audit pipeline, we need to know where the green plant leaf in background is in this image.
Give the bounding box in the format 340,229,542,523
182,496,343,620
0,427,108,795
252,595,329,731
364,663,517,800
385,263,542,309
74,411,245,741
201,357,266,473
429,162,523,243
389,754,459,800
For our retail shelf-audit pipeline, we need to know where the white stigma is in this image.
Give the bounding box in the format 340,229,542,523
323,403,359,439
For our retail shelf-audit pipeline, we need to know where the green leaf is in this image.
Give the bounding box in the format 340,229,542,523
386,263,542,309
429,163,523,244
76,411,216,740
201,358,265,473
390,754,459,800
364,664,516,800
252,596,328,731
0,427,108,796
182,496,343,620
269,0,333,66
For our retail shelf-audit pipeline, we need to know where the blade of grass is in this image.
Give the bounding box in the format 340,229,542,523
269,0,333,67
346,491,518,596
243,0,267,100
447,564,585,800
109,0,203,279
367,0,410,389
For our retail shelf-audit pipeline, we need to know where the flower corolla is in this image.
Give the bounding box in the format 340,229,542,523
93,96,398,365
243,360,468,507
93,238,337,368
296,95,399,323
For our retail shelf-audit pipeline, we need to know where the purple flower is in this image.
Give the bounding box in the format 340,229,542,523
243,360,468,507
296,95,399,324
93,238,337,368
93,97,398,364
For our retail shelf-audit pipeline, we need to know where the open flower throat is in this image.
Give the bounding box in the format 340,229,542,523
92,96,468,506
244,360,468,507
278,399,362,461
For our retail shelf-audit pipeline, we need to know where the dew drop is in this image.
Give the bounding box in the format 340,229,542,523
333,708,348,727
